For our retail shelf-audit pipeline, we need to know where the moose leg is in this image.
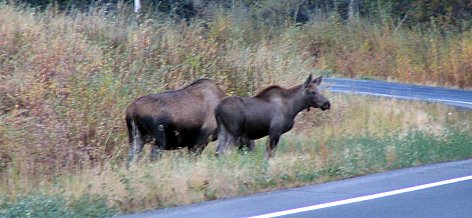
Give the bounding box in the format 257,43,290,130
238,138,255,152
188,143,207,156
127,122,145,167
247,139,255,152
265,134,281,160
215,128,228,156
189,128,212,156
128,135,144,165
150,124,166,161
215,126,238,156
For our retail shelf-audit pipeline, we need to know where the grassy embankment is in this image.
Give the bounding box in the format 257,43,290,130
1,3,472,216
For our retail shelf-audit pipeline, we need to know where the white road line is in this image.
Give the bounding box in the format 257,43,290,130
329,89,472,106
248,175,472,218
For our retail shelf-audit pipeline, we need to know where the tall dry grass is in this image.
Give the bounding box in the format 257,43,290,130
301,17,472,88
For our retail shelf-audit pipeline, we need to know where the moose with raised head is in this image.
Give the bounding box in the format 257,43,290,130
125,78,226,165
215,75,330,159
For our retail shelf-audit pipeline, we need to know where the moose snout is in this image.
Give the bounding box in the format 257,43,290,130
321,101,330,111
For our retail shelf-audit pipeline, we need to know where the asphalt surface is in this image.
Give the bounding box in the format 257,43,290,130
290,178,472,218
118,160,472,218
116,78,472,218
323,78,472,109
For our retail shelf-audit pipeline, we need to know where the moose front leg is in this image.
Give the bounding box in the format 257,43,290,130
265,133,280,160
238,138,255,152
189,128,213,156
247,139,255,152
151,124,166,161
188,143,208,157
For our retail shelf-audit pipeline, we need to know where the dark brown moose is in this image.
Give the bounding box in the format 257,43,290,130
215,75,330,159
125,79,226,164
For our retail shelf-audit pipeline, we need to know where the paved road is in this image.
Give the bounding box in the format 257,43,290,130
286,177,472,218
117,79,472,218
323,78,472,109
119,160,472,218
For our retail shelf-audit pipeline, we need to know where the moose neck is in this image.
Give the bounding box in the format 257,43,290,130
284,85,309,119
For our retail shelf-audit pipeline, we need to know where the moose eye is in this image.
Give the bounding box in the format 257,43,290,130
305,90,317,95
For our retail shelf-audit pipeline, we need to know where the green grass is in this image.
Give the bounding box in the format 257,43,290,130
0,193,117,218
321,128,472,175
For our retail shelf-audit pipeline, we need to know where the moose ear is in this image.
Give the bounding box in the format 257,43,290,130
312,76,323,85
304,74,313,88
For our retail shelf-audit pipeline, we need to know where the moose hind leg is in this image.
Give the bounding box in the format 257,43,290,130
215,128,227,156
127,124,145,167
215,130,228,156
215,126,238,156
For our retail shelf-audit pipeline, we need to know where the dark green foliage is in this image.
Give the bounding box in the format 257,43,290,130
0,194,73,218
0,193,117,218
69,193,118,218
11,0,472,30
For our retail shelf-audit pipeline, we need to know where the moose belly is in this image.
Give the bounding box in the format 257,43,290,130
243,123,270,140
164,128,200,149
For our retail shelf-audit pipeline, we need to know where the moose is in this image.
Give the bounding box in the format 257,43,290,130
215,75,330,159
125,78,226,165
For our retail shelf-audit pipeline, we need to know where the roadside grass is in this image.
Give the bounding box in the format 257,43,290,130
2,2,472,216
2,95,471,214
0,193,117,218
